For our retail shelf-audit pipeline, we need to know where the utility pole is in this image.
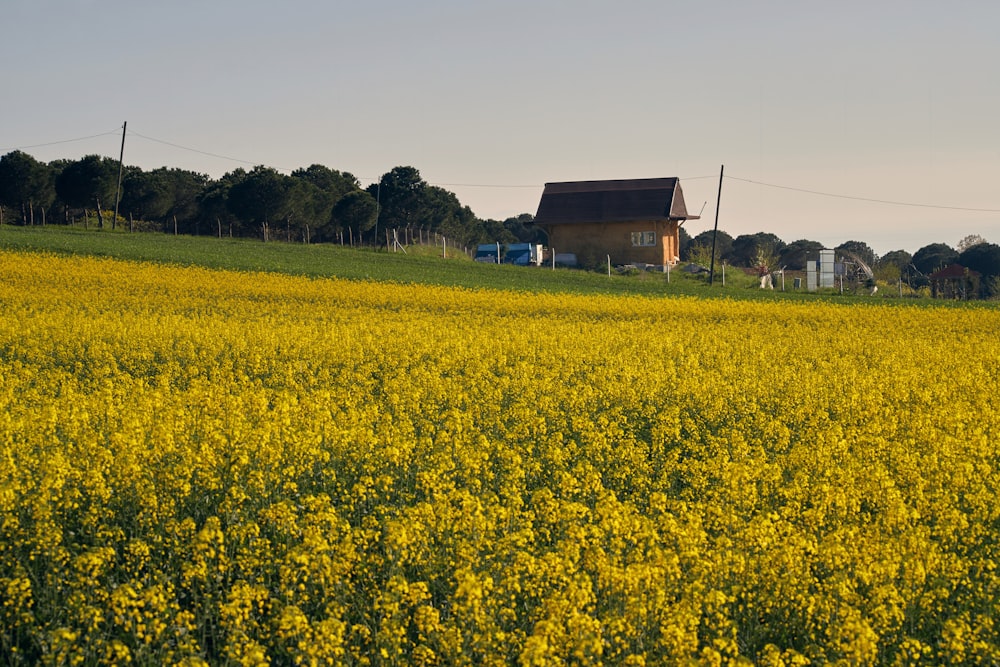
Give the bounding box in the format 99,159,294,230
113,121,126,230
709,164,724,286
373,181,381,249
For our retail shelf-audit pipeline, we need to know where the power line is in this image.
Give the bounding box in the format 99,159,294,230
127,131,294,172
725,174,1000,213
438,174,723,189
0,129,122,153
5,129,998,215
424,174,723,190
429,182,541,189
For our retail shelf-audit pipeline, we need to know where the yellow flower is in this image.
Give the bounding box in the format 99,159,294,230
2,249,999,664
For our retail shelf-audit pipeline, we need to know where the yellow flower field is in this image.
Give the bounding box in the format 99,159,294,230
1,250,999,665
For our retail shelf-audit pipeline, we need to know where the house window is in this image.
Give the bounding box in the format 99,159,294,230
631,231,656,247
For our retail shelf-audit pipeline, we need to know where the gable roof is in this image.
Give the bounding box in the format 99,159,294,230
930,263,980,280
533,177,697,225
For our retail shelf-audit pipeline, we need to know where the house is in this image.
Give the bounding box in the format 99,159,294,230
532,177,698,267
929,264,980,299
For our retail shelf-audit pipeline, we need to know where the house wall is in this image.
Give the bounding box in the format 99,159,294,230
544,219,680,266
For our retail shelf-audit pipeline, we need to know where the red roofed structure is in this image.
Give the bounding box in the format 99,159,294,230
929,264,980,299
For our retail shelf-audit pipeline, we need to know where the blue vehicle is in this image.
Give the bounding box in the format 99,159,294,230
502,243,544,266
474,243,502,264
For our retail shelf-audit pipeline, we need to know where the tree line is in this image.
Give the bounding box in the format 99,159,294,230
0,151,545,250
678,229,1000,296
1,150,997,294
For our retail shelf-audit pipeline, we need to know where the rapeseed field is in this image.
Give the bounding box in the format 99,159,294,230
1,250,998,665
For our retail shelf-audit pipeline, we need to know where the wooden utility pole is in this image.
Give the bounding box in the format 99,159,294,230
709,164,724,286
113,122,126,230
373,181,381,249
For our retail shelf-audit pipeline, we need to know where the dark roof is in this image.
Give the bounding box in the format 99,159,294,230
533,177,698,225
930,264,980,280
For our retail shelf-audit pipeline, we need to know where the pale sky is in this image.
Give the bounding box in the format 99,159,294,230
4,0,998,255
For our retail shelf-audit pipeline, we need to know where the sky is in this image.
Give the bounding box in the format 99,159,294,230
4,0,998,255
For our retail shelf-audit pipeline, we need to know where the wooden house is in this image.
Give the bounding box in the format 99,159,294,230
532,177,698,267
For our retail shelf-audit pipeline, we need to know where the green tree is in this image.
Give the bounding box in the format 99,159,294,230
912,243,958,279
957,234,987,252
0,151,55,225
278,179,321,242
54,155,118,227
836,240,877,270
198,169,247,238
686,242,717,269
119,167,172,226
478,218,519,245
498,213,542,245
367,166,427,233
289,165,365,242
958,242,1000,297
363,167,488,248
730,232,786,268
779,239,825,270
226,166,291,241
330,190,378,244
684,229,733,263
678,226,692,257
423,185,478,246
157,168,208,234
291,164,359,202
876,249,913,283
121,167,206,234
